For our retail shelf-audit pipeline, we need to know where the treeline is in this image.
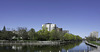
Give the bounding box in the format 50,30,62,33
0,26,82,41
86,36,100,41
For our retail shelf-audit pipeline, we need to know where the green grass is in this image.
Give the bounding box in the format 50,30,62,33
89,41,100,46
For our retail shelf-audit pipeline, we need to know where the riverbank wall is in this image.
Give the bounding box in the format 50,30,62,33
0,40,61,45
0,40,82,45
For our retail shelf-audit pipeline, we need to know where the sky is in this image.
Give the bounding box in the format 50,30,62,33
0,0,100,38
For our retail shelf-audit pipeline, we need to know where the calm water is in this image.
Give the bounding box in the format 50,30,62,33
0,41,97,52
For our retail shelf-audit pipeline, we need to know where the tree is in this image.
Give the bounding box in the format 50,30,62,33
76,35,82,40
64,33,82,41
37,27,50,40
86,36,97,41
98,38,100,40
28,28,35,40
4,31,15,40
0,31,16,40
72,35,76,40
2,26,6,32
64,33,73,41
49,30,60,40
57,31,64,40
0,31,3,39
17,27,29,40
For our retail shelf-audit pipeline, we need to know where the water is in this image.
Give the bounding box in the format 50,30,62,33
0,41,97,52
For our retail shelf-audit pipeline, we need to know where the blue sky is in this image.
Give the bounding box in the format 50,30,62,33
0,0,100,38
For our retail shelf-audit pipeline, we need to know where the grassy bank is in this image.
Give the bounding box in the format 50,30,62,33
88,41,100,46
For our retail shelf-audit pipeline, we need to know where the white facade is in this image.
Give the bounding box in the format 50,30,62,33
90,31,98,38
42,23,56,31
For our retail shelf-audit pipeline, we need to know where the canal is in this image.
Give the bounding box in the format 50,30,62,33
0,41,97,52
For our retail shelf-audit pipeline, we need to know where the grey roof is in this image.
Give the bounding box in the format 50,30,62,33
45,23,52,24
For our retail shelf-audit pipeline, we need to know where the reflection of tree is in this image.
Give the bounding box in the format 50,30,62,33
12,45,22,50
21,41,82,52
62,41,82,50
0,45,16,52
0,41,82,52
21,45,62,52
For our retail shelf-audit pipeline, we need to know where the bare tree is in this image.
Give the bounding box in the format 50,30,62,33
17,27,29,40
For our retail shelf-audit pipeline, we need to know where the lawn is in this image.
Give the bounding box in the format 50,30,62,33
89,41,100,46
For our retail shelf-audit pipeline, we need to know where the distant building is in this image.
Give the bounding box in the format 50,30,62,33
63,30,69,34
56,27,62,32
90,31,98,38
42,23,69,33
42,23,56,31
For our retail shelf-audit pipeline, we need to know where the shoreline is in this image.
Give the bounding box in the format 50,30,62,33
0,41,60,45
85,41,100,52
0,40,82,45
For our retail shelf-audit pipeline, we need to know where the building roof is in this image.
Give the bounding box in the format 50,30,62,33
45,23,52,24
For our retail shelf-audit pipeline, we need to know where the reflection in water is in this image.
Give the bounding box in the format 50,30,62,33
12,46,22,50
0,41,97,52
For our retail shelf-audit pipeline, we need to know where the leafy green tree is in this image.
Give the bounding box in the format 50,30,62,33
4,31,15,40
76,35,82,40
37,27,50,40
0,31,3,39
57,31,64,40
0,26,16,40
28,28,35,40
86,36,97,41
98,38,100,40
72,35,76,40
0,31,16,40
64,33,73,40
64,33,82,41
34,32,39,40
49,30,61,40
